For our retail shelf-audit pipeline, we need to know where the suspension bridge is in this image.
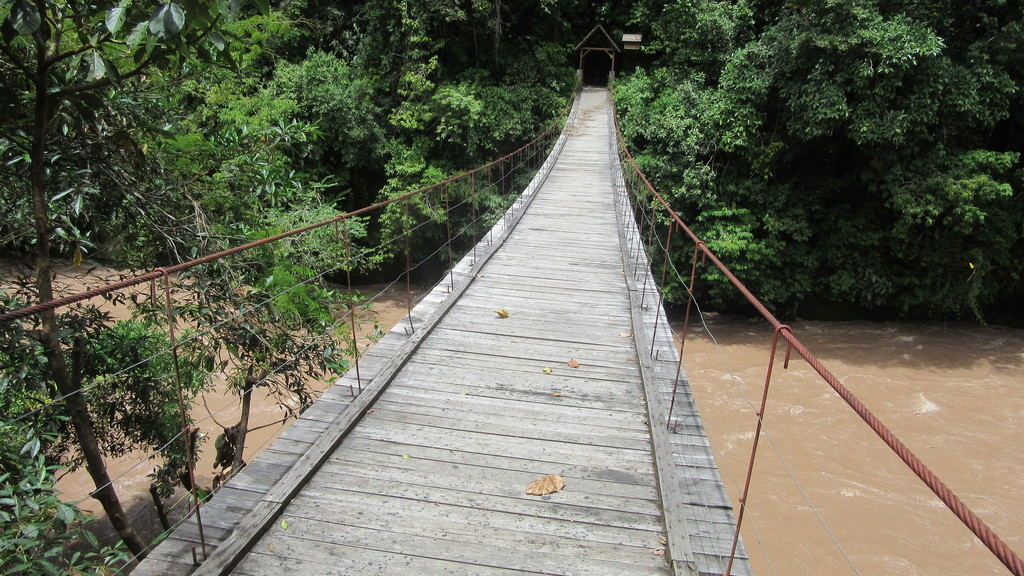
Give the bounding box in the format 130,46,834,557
126,86,748,576
4,86,1021,576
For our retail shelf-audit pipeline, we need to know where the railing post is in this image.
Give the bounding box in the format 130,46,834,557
650,220,674,358
403,198,415,334
724,325,792,576
668,241,705,429
155,267,208,560
444,182,454,292
341,216,362,394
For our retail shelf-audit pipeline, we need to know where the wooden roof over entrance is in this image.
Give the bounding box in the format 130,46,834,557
575,24,620,53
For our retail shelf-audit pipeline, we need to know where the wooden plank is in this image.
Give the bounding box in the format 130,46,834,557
360,405,651,451
338,435,658,489
309,459,660,516
328,443,659,500
234,547,539,576
364,401,650,442
257,515,664,576
347,418,654,468
377,386,646,428
279,489,660,554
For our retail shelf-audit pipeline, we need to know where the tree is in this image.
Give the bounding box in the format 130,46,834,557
0,418,130,576
1,0,241,557
615,0,1024,321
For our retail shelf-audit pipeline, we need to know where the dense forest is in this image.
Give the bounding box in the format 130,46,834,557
0,0,1021,572
615,0,1023,323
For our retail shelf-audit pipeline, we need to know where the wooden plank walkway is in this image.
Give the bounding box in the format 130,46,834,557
135,87,750,576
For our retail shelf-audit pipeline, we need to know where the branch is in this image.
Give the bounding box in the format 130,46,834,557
52,54,153,98
43,42,96,69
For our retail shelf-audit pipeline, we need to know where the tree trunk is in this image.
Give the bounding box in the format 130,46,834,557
38,329,149,557
232,374,255,472
30,45,148,560
149,484,171,531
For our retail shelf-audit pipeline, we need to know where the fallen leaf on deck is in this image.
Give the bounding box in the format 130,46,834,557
567,359,580,368
281,520,289,530
627,356,636,362
552,393,563,397
526,474,565,496
494,308,509,318
619,332,632,338
365,409,374,414
402,454,411,459
652,548,665,556
543,366,553,374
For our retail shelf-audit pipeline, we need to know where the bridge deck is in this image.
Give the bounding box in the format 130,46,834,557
135,88,749,576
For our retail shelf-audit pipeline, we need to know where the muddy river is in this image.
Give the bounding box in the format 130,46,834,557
679,315,1023,575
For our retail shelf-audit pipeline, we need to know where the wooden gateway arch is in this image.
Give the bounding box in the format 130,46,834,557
576,25,620,86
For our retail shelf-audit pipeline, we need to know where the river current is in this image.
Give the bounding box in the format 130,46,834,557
678,316,1023,575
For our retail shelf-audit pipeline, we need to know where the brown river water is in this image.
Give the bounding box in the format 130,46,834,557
28,265,1023,573
678,314,1023,575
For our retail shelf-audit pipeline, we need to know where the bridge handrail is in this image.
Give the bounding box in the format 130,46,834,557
612,109,1023,576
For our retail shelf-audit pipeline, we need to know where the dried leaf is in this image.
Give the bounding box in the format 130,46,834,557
627,356,636,362
542,366,553,374
494,308,509,318
526,474,565,496
552,393,563,397
567,359,580,368
619,332,631,338
365,409,375,414
652,548,665,556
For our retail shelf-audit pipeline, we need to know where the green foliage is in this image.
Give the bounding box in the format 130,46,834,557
0,283,210,497
0,420,129,575
617,0,1024,322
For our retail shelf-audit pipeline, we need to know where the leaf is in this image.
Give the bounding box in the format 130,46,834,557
55,504,77,524
73,246,83,268
526,474,565,496
280,519,288,530
149,3,185,38
127,20,148,47
9,0,41,35
567,359,580,368
551,393,563,397
106,6,127,34
542,366,553,374
619,332,632,338
209,29,226,51
494,308,509,318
